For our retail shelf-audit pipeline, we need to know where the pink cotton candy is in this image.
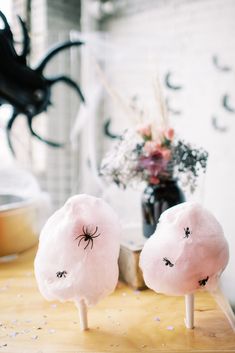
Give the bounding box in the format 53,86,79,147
34,194,121,306
140,202,229,296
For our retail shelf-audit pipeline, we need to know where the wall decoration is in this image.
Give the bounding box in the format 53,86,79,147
211,116,228,133
103,118,121,139
164,71,183,90
0,11,85,155
212,55,232,72
222,94,235,113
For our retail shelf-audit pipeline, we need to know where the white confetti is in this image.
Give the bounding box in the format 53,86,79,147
51,304,57,309
49,329,56,334
167,325,174,331
31,335,38,340
133,290,141,295
9,331,19,337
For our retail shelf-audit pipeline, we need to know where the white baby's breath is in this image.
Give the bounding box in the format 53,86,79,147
100,127,208,192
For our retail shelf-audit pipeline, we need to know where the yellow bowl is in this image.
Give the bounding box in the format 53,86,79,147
0,195,39,257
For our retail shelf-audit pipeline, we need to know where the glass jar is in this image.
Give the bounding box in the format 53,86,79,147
141,179,185,238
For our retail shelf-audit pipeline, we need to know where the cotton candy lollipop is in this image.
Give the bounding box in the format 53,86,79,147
140,202,235,331
34,194,121,330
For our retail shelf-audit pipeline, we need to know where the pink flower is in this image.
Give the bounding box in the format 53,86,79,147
159,148,171,161
149,176,160,184
136,123,151,138
144,141,159,155
137,151,169,177
164,128,174,141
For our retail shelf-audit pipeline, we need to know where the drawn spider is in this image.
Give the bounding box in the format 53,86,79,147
163,257,174,267
0,11,85,155
75,225,101,250
56,271,67,278
198,276,209,287
184,227,192,238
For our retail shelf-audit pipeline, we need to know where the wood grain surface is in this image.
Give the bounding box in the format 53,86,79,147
0,246,234,353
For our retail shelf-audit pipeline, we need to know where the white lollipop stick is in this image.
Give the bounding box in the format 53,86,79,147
210,286,235,332
77,299,88,331
185,293,194,329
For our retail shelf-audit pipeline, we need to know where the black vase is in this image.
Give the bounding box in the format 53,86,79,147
141,179,185,238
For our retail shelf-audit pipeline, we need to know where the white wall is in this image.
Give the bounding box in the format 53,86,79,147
97,0,235,303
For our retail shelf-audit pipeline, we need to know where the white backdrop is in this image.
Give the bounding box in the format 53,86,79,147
81,0,235,303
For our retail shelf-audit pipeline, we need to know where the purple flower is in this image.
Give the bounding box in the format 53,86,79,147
137,151,168,177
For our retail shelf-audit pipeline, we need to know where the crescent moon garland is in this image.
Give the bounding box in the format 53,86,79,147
165,72,183,90
104,119,122,140
212,55,232,72
211,116,228,133
222,94,235,113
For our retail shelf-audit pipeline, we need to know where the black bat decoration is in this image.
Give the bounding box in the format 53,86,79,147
222,94,235,113
0,11,85,155
165,71,183,90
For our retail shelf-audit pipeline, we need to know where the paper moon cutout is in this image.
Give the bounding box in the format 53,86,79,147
165,72,183,90
222,94,235,113
104,119,121,140
211,116,228,133
212,55,232,72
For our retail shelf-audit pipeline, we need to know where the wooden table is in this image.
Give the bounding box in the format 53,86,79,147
0,246,234,353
